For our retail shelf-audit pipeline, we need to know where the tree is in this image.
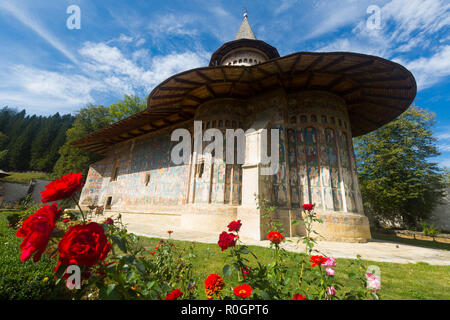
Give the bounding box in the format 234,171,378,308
108,94,146,122
53,104,111,178
354,105,446,229
0,108,74,172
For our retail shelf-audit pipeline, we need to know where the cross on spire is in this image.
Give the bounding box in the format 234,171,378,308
235,8,256,40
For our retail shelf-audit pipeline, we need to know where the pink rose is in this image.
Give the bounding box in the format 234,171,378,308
323,257,336,276
323,257,336,268
366,273,381,292
325,267,335,276
327,286,336,296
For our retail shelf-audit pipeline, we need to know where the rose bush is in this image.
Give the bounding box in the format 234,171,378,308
16,174,380,300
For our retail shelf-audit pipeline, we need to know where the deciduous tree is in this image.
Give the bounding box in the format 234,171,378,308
354,106,446,229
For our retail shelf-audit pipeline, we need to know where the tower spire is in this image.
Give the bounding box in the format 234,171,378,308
234,9,256,40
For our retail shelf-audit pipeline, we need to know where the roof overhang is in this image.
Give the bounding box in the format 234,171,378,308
72,51,416,155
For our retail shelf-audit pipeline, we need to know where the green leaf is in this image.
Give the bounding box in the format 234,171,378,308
110,235,127,253
223,264,233,278
258,290,271,300
99,284,122,300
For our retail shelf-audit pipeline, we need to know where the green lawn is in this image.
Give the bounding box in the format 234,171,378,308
136,236,450,300
1,210,449,300
0,171,54,184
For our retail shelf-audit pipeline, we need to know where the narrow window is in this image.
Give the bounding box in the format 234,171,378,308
321,115,327,123
198,162,205,178
311,115,317,122
300,115,307,123
105,197,112,209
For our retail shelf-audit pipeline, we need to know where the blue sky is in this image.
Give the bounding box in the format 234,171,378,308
0,0,449,167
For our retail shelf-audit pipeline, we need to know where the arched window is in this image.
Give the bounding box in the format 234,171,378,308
311,115,317,122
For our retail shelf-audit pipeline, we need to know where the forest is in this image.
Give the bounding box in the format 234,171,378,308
0,107,74,173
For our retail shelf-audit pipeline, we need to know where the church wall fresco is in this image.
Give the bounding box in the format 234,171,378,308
285,91,364,214
80,129,190,211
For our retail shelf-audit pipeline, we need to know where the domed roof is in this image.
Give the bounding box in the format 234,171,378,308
209,13,280,66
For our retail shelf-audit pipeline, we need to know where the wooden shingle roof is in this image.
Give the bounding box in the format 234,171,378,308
72,51,416,155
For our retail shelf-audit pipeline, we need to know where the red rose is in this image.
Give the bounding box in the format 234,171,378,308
302,203,315,211
102,218,114,225
309,255,327,267
218,231,237,251
292,294,306,300
165,288,182,300
233,284,252,298
55,222,110,272
267,231,285,244
167,230,173,234
227,220,242,232
41,173,83,203
16,203,62,262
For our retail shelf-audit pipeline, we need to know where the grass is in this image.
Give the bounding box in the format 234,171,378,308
372,233,450,251
0,171,54,184
136,236,450,300
1,210,448,300
0,210,69,300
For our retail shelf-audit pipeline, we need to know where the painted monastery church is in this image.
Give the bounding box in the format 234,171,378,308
73,14,416,242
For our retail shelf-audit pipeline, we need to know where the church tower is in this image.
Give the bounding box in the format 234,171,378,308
209,12,279,67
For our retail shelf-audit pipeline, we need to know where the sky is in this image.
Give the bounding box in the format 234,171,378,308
0,0,449,167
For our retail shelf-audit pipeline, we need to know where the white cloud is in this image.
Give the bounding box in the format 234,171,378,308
147,14,199,37
382,0,450,43
0,1,77,63
400,45,450,89
0,65,99,115
0,39,210,114
439,144,450,152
